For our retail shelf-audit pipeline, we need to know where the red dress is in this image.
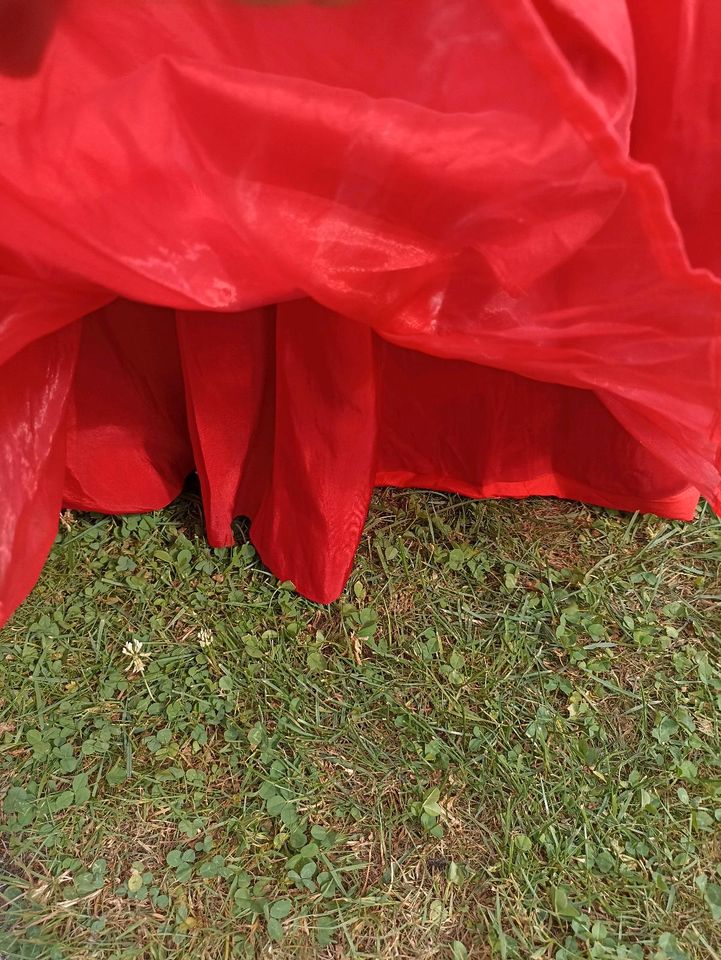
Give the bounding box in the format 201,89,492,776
1,0,720,623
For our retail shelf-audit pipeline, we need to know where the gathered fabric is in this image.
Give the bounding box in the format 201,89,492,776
1,0,720,623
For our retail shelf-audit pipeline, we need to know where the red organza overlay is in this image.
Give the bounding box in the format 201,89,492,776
1,0,720,621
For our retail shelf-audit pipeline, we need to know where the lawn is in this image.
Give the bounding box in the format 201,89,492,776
0,489,719,959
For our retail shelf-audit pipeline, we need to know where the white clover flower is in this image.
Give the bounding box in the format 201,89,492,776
198,626,214,648
122,637,151,675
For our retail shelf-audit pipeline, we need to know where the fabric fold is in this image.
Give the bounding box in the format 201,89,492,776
0,325,80,625
64,299,193,513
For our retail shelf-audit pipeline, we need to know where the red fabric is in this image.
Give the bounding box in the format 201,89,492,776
0,0,720,621
0,325,79,625
65,300,193,513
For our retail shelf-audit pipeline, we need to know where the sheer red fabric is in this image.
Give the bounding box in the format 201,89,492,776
1,0,720,623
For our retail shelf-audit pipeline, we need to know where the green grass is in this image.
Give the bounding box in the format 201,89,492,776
0,490,720,959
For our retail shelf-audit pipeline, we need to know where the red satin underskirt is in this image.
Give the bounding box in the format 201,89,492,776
2,295,698,621
1,0,720,624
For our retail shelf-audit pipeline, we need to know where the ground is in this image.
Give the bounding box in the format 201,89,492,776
0,490,719,960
